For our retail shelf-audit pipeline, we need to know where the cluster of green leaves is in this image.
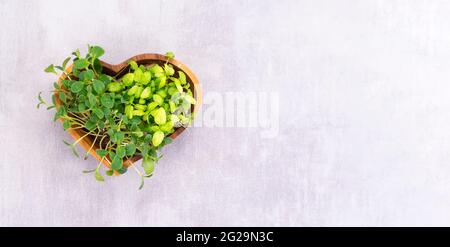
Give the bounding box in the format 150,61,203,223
38,45,195,189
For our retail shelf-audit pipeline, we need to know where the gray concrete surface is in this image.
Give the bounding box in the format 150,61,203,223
2,0,450,226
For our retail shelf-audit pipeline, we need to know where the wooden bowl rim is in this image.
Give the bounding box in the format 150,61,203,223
55,53,202,170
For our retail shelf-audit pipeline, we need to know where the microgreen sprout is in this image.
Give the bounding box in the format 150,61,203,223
38,45,195,189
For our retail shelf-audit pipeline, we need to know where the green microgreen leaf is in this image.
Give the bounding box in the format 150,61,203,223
116,146,126,158
107,82,121,92
165,51,175,59
74,59,90,69
152,107,166,125
178,71,186,85
152,94,163,105
174,79,183,93
63,119,71,130
93,108,104,119
93,79,105,94
79,70,94,81
44,64,57,75
70,81,84,93
152,131,164,147
122,73,134,86
85,120,97,131
117,166,127,174
113,131,125,144
72,49,80,58
59,92,67,103
140,87,151,99
62,57,71,69
88,93,97,107
99,74,111,83
111,156,123,170
129,60,138,71
126,143,136,156
78,103,86,112
142,155,155,175
100,94,114,108
83,168,96,173
90,46,105,58
95,167,105,182
164,64,175,76
96,149,108,157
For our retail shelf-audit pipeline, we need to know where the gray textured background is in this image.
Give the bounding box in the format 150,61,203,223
1,0,450,226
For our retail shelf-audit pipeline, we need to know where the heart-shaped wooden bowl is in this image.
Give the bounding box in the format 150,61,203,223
54,54,201,170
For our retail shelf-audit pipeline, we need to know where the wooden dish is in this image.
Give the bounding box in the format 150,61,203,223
54,54,201,170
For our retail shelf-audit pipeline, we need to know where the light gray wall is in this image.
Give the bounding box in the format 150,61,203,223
1,0,450,226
